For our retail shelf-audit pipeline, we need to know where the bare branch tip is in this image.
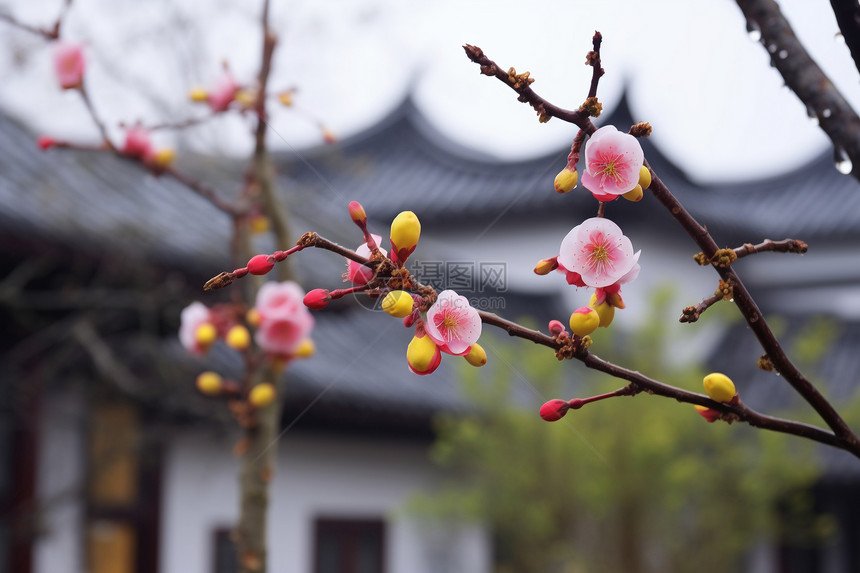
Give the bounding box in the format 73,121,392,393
204,272,234,291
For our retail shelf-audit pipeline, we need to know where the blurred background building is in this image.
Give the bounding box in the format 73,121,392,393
2,89,860,572
2,1,860,571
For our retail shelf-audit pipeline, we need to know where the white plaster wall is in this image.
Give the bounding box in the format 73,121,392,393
159,429,490,573
33,391,86,573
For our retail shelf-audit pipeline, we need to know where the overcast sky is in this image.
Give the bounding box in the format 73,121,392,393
1,0,856,183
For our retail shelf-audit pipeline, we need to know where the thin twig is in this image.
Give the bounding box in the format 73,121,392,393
0,10,60,39
163,166,240,216
79,83,115,151
462,44,595,132
732,238,808,260
146,112,221,132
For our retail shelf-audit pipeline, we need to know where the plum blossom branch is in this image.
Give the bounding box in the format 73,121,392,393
735,0,860,182
580,353,849,451
205,226,860,456
468,34,860,454
646,165,859,446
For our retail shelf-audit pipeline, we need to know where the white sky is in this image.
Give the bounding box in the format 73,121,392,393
0,0,857,184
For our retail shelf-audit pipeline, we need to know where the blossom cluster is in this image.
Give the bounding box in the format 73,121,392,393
301,205,486,376
42,44,330,176
539,125,650,339
178,281,315,405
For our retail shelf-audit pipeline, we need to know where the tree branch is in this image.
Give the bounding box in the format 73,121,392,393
647,167,858,445
736,0,860,182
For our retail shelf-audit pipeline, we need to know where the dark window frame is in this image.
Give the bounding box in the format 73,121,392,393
312,516,386,573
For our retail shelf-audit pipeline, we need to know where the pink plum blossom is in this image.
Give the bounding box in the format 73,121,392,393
557,217,639,288
53,42,85,90
424,290,482,356
580,126,643,197
122,126,155,162
207,72,240,112
179,301,214,354
255,281,314,356
347,234,386,285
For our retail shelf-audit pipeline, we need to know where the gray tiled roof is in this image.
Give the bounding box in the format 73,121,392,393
2,97,856,275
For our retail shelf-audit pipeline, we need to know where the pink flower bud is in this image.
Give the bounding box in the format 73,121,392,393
349,201,367,225
37,136,55,150
247,254,274,276
547,320,566,336
53,42,85,90
539,399,570,422
303,289,331,310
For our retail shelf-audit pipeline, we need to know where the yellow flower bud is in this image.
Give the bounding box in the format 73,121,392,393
703,372,736,403
152,148,176,169
246,308,261,327
622,184,643,202
554,167,578,194
295,338,315,358
189,87,208,102
196,371,223,396
533,257,559,276
390,211,421,264
382,290,414,318
278,91,293,106
235,89,257,108
464,343,487,367
407,335,438,373
249,214,269,234
249,383,277,408
195,323,217,346
226,325,251,351
569,306,599,337
588,294,615,328
638,165,652,190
